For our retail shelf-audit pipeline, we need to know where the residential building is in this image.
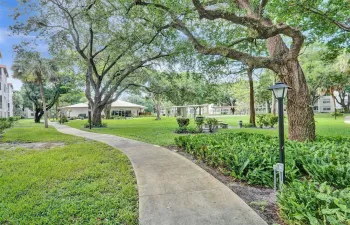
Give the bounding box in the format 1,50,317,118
61,100,146,117
0,64,14,118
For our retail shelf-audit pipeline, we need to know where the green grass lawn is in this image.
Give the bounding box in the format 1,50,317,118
66,113,350,146
0,120,138,225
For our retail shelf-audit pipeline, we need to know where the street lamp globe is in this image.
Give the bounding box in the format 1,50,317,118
269,81,290,99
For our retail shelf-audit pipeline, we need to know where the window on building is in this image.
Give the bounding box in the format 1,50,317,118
323,107,331,111
323,100,331,104
8,103,10,110
0,96,2,109
112,110,125,117
313,106,318,111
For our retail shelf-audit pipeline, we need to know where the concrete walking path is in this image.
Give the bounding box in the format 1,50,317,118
51,123,267,225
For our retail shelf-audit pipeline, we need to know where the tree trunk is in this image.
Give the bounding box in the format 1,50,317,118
279,61,316,141
92,106,103,126
267,101,271,113
104,103,112,119
230,107,235,115
247,68,256,126
266,36,315,141
38,75,48,128
331,94,337,120
271,92,276,115
155,98,161,120
34,108,44,123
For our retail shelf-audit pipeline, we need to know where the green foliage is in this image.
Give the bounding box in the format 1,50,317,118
84,123,107,128
175,133,349,187
278,180,350,225
195,116,205,130
176,118,190,128
331,111,343,117
59,115,68,124
206,118,219,133
175,132,350,224
0,118,18,133
242,122,255,128
256,114,278,128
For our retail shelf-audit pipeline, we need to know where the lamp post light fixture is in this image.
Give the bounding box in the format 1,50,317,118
269,81,291,184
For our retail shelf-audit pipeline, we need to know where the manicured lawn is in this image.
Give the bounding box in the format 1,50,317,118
0,120,138,225
66,113,350,146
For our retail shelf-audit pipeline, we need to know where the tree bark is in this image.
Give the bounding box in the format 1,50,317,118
266,36,315,141
279,60,316,141
37,75,48,128
34,108,44,123
104,103,112,119
230,107,235,115
92,105,103,126
155,97,161,120
247,68,256,126
267,101,271,113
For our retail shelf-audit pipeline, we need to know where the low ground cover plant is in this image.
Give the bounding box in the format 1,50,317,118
0,120,137,224
175,133,350,224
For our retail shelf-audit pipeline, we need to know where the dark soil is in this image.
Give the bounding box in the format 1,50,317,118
167,146,283,225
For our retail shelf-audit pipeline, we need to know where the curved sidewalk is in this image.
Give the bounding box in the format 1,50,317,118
51,123,267,225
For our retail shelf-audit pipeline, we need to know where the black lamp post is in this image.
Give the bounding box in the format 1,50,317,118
269,81,291,183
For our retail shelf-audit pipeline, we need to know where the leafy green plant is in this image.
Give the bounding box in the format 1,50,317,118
256,114,266,128
267,114,278,128
277,180,350,225
59,115,68,124
195,116,205,132
176,118,190,128
206,118,219,133
242,122,255,128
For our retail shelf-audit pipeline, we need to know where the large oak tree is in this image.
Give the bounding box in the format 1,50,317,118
131,0,348,141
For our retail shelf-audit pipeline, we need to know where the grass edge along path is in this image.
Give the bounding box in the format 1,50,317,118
65,114,350,146
0,120,138,225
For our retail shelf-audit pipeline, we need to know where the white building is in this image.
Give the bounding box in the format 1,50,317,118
313,93,349,113
61,100,146,118
0,65,14,118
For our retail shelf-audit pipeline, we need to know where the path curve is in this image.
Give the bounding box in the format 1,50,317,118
51,123,267,225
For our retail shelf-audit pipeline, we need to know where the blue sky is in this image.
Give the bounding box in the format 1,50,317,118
0,0,48,91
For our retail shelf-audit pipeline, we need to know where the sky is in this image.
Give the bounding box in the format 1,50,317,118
0,0,48,91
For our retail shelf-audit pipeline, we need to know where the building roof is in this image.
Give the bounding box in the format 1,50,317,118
0,64,9,77
61,100,146,109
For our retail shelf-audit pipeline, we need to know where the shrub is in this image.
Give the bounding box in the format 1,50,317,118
256,115,265,128
267,114,278,128
175,126,200,134
331,111,343,117
195,116,205,131
277,180,350,225
242,122,255,128
84,123,107,128
206,118,219,133
257,114,278,128
176,118,190,128
59,115,68,124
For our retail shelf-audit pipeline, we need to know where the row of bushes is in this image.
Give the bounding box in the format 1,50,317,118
175,117,220,133
175,133,350,224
